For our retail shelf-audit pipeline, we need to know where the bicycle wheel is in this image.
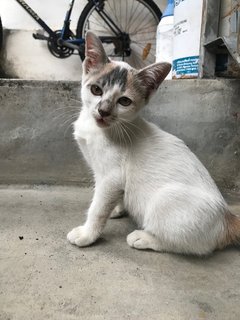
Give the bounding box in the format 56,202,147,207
77,0,161,69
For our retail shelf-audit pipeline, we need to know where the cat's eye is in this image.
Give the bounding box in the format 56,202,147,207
91,85,103,96
118,97,132,106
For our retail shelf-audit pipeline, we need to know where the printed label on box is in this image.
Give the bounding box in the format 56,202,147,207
172,55,199,78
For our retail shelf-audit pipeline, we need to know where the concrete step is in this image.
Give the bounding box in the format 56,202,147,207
0,78,239,189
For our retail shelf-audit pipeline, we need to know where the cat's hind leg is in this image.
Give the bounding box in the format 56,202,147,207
127,230,165,252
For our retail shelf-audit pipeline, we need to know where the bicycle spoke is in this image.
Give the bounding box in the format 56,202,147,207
133,18,156,34
126,1,141,31
130,51,145,69
124,0,134,31
130,10,155,34
79,0,160,68
130,29,157,36
106,1,123,31
88,15,113,34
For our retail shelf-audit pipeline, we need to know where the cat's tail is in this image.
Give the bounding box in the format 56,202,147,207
218,211,240,249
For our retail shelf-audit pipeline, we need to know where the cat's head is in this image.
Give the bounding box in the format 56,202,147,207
81,31,171,128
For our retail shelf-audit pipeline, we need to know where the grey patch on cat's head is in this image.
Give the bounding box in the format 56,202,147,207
100,66,128,91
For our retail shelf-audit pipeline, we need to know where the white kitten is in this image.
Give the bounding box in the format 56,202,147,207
67,32,240,255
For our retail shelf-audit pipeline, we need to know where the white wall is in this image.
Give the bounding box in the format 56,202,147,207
1,0,167,29
0,0,167,80
1,0,86,30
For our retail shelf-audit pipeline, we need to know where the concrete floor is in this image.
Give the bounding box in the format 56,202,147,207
0,185,240,320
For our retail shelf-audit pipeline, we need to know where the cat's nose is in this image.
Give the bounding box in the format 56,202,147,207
98,108,111,118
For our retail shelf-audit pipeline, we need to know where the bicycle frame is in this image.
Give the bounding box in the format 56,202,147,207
14,0,84,45
14,0,131,59
15,0,123,44
15,0,56,38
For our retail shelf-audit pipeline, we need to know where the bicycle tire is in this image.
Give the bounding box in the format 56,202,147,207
76,0,161,68
0,17,3,52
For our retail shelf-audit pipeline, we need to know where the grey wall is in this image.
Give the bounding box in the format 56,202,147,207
0,79,239,189
145,79,240,190
0,80,89,185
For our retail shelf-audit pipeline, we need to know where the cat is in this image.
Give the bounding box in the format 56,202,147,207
67,31,240,255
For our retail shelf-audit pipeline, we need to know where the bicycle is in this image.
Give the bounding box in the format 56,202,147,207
0,0,161,68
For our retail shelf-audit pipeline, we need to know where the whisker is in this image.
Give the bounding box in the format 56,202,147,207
51,110,79,120
116,122,126,147
116,123,124,147
119,121,132,147
48,105,80,118
64,122,75,137
56,119,76,137
120,121,138,140
50,113,79,127
119,118,145,136
69,97,82,103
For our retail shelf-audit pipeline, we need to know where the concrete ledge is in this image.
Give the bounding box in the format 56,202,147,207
0,79,91,186
0,79,239,189
145,78,240,190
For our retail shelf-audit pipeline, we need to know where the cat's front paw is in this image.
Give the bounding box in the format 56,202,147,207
67,226,95,247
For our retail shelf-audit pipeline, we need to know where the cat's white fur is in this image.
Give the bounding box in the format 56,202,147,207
67,32,236,255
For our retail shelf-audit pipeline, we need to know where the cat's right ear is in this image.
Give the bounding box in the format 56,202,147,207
83,31,110,74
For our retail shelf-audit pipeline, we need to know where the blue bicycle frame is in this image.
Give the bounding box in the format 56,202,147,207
14,0,131,59
15,0,84,46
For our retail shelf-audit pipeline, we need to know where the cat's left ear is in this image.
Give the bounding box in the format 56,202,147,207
136,62,171,99
83,31,110,74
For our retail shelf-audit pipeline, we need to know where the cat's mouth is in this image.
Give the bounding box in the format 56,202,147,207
94,116,111,128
